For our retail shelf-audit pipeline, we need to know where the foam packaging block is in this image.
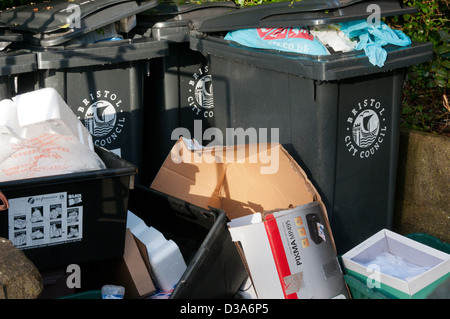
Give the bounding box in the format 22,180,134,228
127,211,187,291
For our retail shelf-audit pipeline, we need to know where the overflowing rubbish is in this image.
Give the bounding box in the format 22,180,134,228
151,138,350,299
0,0,440,301
224,20,411,67
310,24,357,53
0,88,105,182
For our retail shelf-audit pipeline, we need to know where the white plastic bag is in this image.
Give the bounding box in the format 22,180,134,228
0,88,106,182
310,24,357,53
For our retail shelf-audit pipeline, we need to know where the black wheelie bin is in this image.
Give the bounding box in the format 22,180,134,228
150,0,434,254
0,29,36,100
132,0,238,184
0,0,170,183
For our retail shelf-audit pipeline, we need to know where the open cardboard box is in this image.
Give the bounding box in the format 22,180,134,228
151,138,349,299
342,229,450,299
73,227,156,299
121,228,156,298
105,228,156,299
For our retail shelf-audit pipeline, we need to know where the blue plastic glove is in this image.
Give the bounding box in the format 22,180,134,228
339,20,411,67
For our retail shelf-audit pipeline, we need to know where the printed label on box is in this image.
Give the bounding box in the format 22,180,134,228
8,192,83,249
263,203,348,299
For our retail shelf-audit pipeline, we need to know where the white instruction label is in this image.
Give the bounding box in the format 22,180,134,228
8,192,83,249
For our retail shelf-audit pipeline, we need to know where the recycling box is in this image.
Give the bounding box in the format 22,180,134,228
0,0,171,180
156,0,433,254
128,184,248,299
0,147,137,271
342,229,450,299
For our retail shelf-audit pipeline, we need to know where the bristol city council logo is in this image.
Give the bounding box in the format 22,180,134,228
188,66,214,118
85,100,116,137
344,98,387,159
77,90,126,148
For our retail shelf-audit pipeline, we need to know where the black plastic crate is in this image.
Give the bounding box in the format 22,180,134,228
0,147,137,271
127,184,248,299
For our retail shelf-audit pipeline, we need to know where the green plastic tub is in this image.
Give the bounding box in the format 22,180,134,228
58,290,102,299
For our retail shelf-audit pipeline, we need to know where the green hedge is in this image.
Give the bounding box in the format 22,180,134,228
1,0,448,135
386,0,449,134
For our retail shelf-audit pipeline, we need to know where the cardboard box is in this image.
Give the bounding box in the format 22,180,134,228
151,138,349,299
121,228,156,298
342,229,450,299
229,203,350,299
58,228,156,299
100,228,156,299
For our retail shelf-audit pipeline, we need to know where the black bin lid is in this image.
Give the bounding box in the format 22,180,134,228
0,0,161,47
196,0,418,32
136,0,238,29
0,29,22,42
141,0,237,17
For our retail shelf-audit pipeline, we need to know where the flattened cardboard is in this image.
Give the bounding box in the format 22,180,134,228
151,138,320,221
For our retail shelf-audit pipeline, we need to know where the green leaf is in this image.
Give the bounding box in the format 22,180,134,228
402,106,413,114
436,44,450,56
435,68,448,78
442,60,450,69
435,78,448,87
439,30,450,42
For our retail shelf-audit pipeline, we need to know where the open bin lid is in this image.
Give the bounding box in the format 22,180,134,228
0,29,24,51
188,0,433,81
0,29,22,43
195,0,418,32
0,29,34,73
0,0,162,47
0,51,36,75
136,1,238,41
140,0,238,22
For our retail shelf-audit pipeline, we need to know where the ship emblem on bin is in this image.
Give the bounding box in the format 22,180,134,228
195,75,214,109
352,110,379,148
344,98,387,159
188,66,214,118
78,90,126,149
85,101,116,137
